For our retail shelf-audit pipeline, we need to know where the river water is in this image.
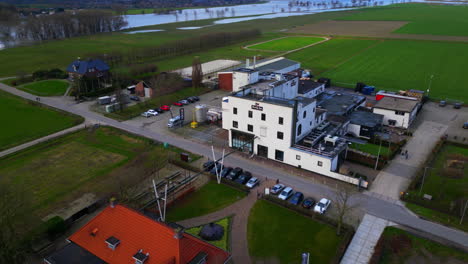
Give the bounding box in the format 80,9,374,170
1,0,467,49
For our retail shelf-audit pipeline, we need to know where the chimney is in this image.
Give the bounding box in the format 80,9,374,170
173,227,185,239
110,197,116,208
253,56,256,69
246,58,250,68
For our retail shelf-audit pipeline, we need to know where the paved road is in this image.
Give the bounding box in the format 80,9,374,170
1,83,467,251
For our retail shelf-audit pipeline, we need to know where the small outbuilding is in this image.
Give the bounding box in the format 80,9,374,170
373,97,420,129
348,109,384,139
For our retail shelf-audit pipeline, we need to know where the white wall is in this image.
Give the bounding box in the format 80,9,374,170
373,108,412,128
295,101,317,142
264,77,299,100
300,83,325,98
347,123,361,138
232,71,259,92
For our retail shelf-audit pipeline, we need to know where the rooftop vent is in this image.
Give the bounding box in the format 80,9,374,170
90,228,99,237
105,236,120,250
133,249,149,264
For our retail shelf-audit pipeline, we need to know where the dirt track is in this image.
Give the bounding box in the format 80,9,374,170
289,20,468,43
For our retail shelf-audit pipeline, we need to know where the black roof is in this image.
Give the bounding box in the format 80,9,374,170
349,109,384,128
44,242,105,264
298,80,324,94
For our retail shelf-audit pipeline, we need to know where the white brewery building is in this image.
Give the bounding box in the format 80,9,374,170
221,59,371,187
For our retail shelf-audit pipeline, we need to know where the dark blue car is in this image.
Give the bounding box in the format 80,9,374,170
289,192,304,205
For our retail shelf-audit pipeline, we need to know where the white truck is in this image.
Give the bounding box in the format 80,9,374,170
167,115,182,128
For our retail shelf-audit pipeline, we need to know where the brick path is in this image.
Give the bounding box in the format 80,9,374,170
177,178,275,264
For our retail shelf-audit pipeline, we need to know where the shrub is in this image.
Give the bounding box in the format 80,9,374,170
44,216,67,239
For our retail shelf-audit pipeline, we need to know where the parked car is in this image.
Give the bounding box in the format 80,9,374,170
302,198,315,209
235,171,252,184
179,99,189,105
278,187,293,200
203,160,216,171
439,100,446,107
173,102,183,107
454,102,462,109
186,97,195,103
160,105,171,111
314,198,331,214
192,96,200,101
220,167,232,178
271,184,285,195
246,177,259,188
130,95,140,101
167,116,182,128
210,164,221,175
141,112,152,118
153,107,163,113
463,121,468,129
289,192,304,205
226,167,243,180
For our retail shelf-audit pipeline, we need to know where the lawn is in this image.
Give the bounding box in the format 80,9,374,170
376,226,468,263
287,38,380,74
340,3,468,37
319,39,468,102
185,217,230,251
19,79,69,96
166,181,246,222
0,90,83,151
406,203,468,233
248,200,344,264
350,142,391,157
0,127,195,221
248,36,325,51
406,143,468,229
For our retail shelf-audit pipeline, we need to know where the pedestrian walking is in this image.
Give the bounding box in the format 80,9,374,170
276,178,279,184
405,152,408,160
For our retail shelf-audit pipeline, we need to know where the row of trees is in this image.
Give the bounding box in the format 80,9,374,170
12,10,127,42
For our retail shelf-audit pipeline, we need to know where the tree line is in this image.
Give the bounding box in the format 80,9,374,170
87,29,261,69
13,10,127,42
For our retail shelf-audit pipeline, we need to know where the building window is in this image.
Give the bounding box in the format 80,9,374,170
279,117,284,125
275,150,284,161
233,107,237,115
303,111,307,118
277,131,284,140
233,121,238,128
247,124,253,132
297,124,302,136
388,120,397,126
317,161,323,167
296,155,301,160
248,110,253,118
261,113,266,121
395,111,405,116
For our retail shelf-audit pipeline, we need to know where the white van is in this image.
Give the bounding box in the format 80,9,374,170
167,116,182,128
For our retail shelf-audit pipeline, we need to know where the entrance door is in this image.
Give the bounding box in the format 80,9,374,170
257,145,268,158
231,130,254,153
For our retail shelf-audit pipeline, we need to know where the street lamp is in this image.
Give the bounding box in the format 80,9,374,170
419,166,434,195
427,74,434,97
374,138,383,170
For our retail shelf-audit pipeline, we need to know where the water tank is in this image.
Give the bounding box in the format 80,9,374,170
195,104,208,122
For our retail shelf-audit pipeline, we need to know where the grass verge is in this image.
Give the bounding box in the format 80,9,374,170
166,181,246,222
19,79,69,96
248,200,345,264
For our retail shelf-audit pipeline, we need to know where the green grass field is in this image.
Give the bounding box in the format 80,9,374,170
378,226,468,263
406,203,468,232
166,181,246,222
19,80,69,96
0,90,83,151
248,200,344,264
248,36,325,51
407,144,467,222
312,39,468,102
185,217,230,251
340,3,468,36
287,38,380,74
0,127,193,219
350,142,391,157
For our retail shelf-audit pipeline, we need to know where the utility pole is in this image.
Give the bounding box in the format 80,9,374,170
374,138,382,170
460,199,468,225
427,74,434,97
419,167,432,196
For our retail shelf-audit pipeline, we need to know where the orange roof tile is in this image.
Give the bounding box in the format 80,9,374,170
69,205,229,264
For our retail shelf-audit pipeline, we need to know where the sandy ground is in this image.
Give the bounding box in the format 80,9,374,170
289,20,468,42
173,59,240,77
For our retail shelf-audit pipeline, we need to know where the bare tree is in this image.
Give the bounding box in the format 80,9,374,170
334,185,359,235
192,56,203,88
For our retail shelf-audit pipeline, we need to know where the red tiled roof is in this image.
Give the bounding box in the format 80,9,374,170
69,205,230,264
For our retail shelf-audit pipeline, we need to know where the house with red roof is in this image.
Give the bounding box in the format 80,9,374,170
44,205,230,264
